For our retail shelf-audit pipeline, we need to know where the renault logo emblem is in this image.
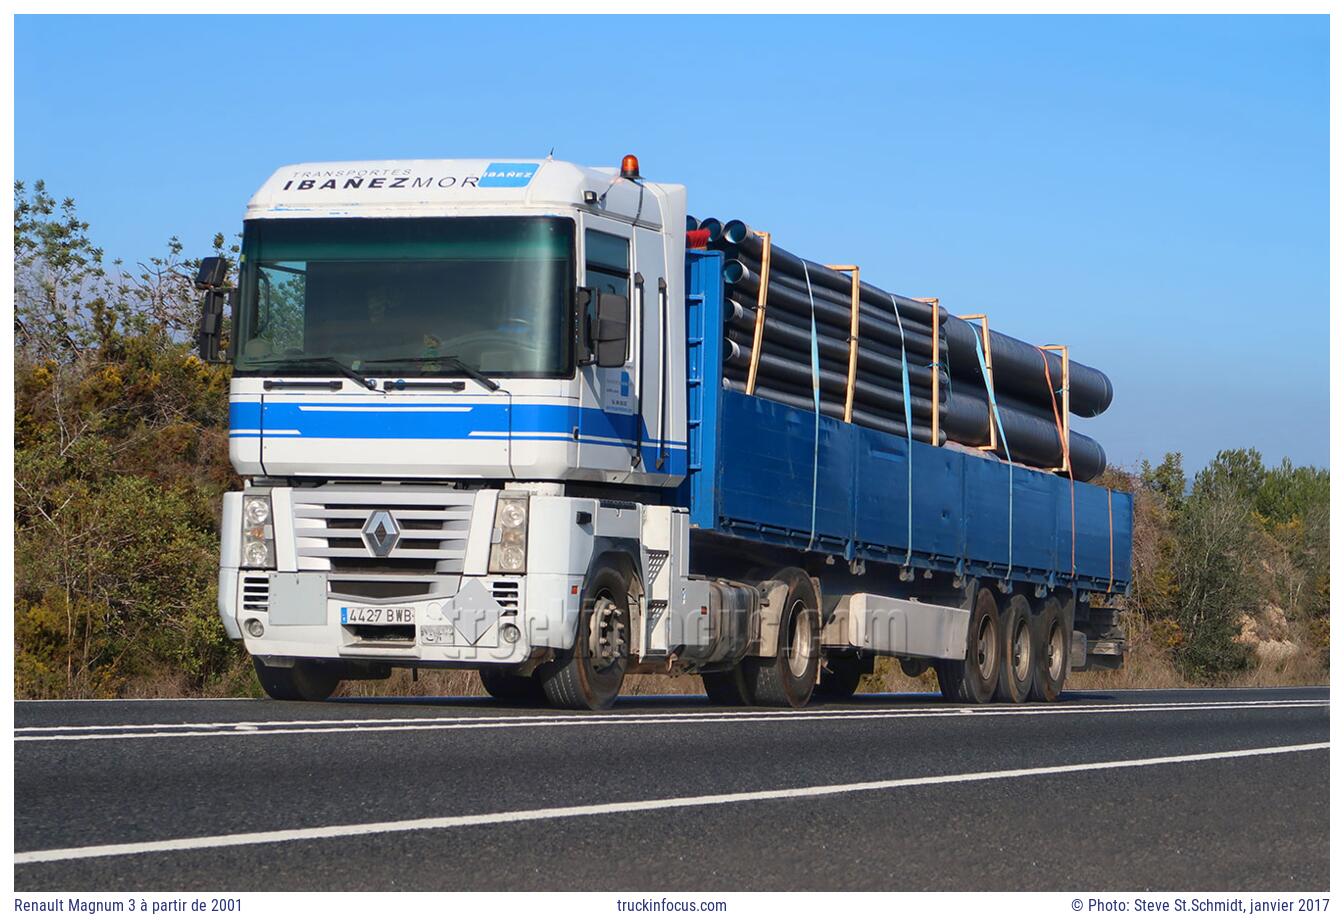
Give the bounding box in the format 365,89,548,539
363,510,401,557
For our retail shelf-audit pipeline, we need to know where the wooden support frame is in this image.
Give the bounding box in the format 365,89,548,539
957,313,999,452
914,298,941,444
825,264,861,422
1041,344,1072,473
744,230,772,395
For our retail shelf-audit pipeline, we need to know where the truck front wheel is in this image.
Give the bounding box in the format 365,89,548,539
253,657,340,702
539,562,632,711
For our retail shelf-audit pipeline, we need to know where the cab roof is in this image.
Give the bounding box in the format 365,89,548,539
246,157,679,226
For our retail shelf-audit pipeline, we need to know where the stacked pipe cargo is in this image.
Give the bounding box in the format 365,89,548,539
695,218,1113,482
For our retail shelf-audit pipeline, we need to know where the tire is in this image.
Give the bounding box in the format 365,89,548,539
538,561,632,711
935,588,1001,704
1029,597,1069,703
746,570,819,708
253,657,340,702
701,666,756,706
996,595,1035,703
815,655,863,700
479,666,547,704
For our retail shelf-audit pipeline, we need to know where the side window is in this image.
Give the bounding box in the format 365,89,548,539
586,229,630,297
585,229,631,362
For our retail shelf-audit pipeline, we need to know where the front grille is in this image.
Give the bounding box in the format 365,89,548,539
241,575,270,613
291,487,475,601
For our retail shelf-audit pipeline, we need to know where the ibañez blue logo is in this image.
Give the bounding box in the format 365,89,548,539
480,163,539,188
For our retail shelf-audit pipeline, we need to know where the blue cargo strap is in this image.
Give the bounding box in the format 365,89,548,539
971,330,1013,576
889,295,914,566
803,262,822,551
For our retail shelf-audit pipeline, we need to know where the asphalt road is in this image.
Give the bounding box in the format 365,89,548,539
14,686,1329,891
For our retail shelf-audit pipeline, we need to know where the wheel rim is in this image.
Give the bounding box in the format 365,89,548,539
976,613,996,682
786,600,813,678
1046,620,1065,683
1012,616,1032,684
587,593,627,673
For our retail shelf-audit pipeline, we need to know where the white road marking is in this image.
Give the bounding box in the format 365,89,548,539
14,742,1328,866
13,699,1328,743
17,696,1323,732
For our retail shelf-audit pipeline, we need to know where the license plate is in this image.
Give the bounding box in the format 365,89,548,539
340,606,416,625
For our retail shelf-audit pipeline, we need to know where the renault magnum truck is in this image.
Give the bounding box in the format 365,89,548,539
196,155,1131,711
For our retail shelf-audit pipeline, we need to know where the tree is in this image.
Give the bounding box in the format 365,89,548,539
14,181,241,698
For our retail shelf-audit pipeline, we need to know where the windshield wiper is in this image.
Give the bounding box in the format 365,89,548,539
358,355,501,392
251,356,378,391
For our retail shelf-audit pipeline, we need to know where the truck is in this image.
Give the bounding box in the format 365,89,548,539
196,155,1133,711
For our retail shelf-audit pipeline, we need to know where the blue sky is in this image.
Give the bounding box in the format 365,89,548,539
15,14,1329,473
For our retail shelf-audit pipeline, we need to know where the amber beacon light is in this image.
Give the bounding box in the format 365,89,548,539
620,154,641,179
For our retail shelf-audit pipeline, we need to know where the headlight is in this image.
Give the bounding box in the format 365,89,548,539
243,539,272,568
244,496,271,526
240,492,275,569
489,493,529,574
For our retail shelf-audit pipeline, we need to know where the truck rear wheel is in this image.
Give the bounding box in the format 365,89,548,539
701,666,755,706
935,588,1001,704
747,573,819,708
479,666,547,705
539,561,631,711
253,657,340,702
996,595,1035,703
1029,597,1069,702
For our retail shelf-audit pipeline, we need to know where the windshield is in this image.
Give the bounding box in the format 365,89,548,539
234,216,575,378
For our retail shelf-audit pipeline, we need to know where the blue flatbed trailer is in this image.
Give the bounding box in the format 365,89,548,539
680,248,1133,596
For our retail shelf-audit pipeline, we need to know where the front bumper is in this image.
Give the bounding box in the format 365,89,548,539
223,570,581,666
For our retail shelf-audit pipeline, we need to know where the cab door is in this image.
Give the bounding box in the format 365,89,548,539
577,219,639,479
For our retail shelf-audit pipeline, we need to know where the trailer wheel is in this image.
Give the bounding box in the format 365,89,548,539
253,657,340,702
1029,597,1069,702
815,655,863,700
701,666,755,707
747,573,819,708
935,588,1001,704
479,667,547,705
538,561,631,711
996,595,1035,703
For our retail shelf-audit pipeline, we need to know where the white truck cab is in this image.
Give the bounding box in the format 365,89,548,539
208,156,717,709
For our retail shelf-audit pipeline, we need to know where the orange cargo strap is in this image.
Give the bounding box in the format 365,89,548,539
825,264,861,423
914,297,941,445
745,230,772,395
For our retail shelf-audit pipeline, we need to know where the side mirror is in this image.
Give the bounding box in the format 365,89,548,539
594,291,630,368
195,256,228,291
198,289,225,361
196,257,233,362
